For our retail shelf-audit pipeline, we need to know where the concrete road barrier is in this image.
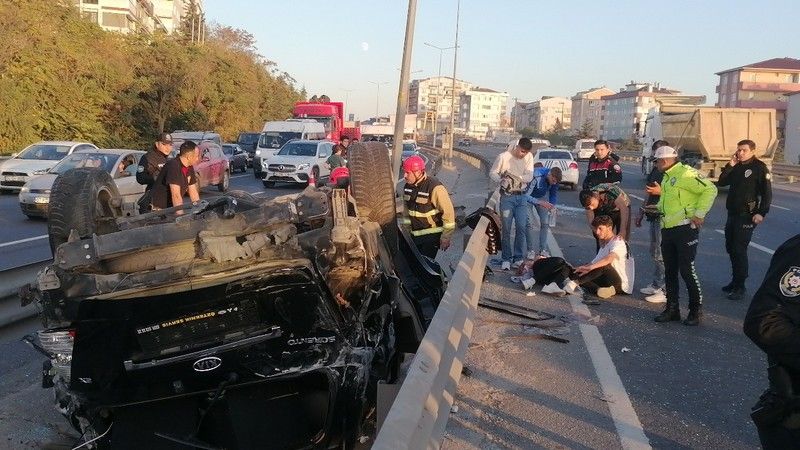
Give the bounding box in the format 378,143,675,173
0,259,50,328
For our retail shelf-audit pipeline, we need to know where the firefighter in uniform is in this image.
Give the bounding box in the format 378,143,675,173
744,233,800,449
136,132,173,213
646,146,718,326
718,139,772,301
401,155,456,259
582,139,622,189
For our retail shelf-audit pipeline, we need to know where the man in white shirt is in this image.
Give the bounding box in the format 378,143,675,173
490,138,534,270
561,215,632,301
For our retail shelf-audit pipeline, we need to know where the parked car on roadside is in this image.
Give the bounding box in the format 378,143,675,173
574,138,596,161
170,140,230,192
0,141,97,193
222,143,248,173
262,140,333,188
171,130,222,146
532,148,580,190
18,149,145,219
236,132,260,167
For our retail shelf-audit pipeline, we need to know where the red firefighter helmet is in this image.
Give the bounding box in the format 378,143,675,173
402,155,426,173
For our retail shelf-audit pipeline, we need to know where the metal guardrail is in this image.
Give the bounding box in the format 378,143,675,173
374,148,495,449
0,258,51,328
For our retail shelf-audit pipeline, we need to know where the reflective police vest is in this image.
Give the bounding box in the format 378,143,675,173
403,176,446,236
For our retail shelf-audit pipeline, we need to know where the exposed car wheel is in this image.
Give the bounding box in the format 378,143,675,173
48,168,121,254
263,180,276,188
218,170,229,192
348,141,398,252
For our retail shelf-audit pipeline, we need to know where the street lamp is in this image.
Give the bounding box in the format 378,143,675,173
424,42,457,149
341,88,354,120
367,81,389,119
447,0,461,163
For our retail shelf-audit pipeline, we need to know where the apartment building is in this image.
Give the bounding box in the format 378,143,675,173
715,57,800,132
571,87,614,137
458,88,509,139
601,82,705,140
73,0,197,34
522,97,571,134
409,77,474,131
511,101,532,131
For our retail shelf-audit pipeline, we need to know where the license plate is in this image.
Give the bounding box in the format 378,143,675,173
4,176,24,182
34,196,49,204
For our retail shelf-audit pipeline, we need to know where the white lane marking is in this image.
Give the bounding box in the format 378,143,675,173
629,194,645,202
231,174,250,179
714,229,775,255
0,234,48,249
771,204,790,211
537,214,651,449
556,205,587,213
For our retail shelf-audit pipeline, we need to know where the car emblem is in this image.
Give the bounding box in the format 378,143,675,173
279,165,285,171
193,356,222,372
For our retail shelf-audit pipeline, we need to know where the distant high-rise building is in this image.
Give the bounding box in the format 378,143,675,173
459,88,509,139
571,87,614,137
523,97,571,135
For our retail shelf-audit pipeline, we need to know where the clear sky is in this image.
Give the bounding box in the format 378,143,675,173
204,0,800,121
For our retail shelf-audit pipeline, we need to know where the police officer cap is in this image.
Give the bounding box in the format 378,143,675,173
653,146,678,159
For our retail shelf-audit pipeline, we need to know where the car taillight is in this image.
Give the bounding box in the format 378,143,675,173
38,329,75,383
569,162,578,169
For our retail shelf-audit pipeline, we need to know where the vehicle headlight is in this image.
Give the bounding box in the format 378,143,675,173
296,163,310,171
255,149,261,156
20,186,29,193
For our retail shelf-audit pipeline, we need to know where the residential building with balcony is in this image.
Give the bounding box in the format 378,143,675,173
524,97,571,134
409,77,473,132
715,57,800,133
601,82,705,140
571,87,614,137
73,0,196,34
458,88,509,139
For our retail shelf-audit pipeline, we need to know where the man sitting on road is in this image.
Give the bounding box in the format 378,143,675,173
150,140,201,213
525,166,562,258
579,182,631,249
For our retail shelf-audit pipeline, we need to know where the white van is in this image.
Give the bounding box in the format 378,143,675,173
574,138,596,161
254,120,326,177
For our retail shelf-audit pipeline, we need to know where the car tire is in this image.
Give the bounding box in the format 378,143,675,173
47,168,121,254
218,170,229,192
348,141,398,252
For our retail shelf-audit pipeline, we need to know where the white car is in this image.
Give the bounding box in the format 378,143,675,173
0,141,97,193
532,148,580,190
574,139,596,161
18,149,145,219
262,140,334,187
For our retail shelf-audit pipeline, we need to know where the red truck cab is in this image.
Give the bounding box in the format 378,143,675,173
293,101,361,143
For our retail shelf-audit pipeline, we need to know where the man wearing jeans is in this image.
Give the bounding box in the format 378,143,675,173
526,166,562,258
490,138,534,270
635,140,669,303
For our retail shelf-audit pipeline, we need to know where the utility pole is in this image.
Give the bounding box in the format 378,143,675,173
446,0,461,165
424,42,456,149
368,81,389,120
341,88,354,120
391,0,417,180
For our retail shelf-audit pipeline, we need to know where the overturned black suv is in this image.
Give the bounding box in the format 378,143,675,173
23,142,445,449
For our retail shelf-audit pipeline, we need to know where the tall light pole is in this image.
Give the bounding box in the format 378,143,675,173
447,0,461,163
341,88,354,120
368,81,389,120
424,42,456,149
391,0,418,180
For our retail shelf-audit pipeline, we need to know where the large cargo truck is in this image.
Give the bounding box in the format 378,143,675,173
292,101,361,142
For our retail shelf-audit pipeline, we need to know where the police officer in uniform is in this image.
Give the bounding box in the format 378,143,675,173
743,233,800,449
136,132,173,212
401,155,456,259
718,139,772,301
582,139,622,189
646,146,718,326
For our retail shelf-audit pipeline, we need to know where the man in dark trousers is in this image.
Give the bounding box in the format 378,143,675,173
136,132,173,212
718,139,772,301
401,155,456,259
582,139,622,189
743,233,800,449
150,141,201,212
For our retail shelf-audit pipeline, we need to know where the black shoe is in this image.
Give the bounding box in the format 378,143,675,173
721,282,735,293
727,287,746,301
683,309,702,326
654,306,681,323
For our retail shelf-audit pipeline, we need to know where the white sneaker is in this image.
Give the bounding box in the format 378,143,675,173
541,282,565,296
563,280,579,294
501,261,511,271
596,286,616,299
526,250,538,260
645,289,667,303
511,260,524,269
521,277,536,290
538,250,551,258
640,284,659,295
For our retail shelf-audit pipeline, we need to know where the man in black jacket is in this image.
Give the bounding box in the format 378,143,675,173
136,132,173,213
718,139,772,300
743,233,800,449
582,139,622,189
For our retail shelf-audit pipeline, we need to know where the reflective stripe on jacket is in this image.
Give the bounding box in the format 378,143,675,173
402,175,456,239
657,162,718,229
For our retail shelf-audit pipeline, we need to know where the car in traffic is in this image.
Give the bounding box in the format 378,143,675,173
458,138,471,147
170,140,230,192
254,120,326,179
26,141,443,449
262,139,333,188
235,132,260,167
222,143,248,173
170,130,222,146
574,138,596,161
0,141,97,193
18,149,145,219
532,148,580,190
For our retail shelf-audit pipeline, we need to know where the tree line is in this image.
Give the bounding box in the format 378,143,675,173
0,0,304,153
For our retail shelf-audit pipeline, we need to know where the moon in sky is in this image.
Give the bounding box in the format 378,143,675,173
361,42,369,51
